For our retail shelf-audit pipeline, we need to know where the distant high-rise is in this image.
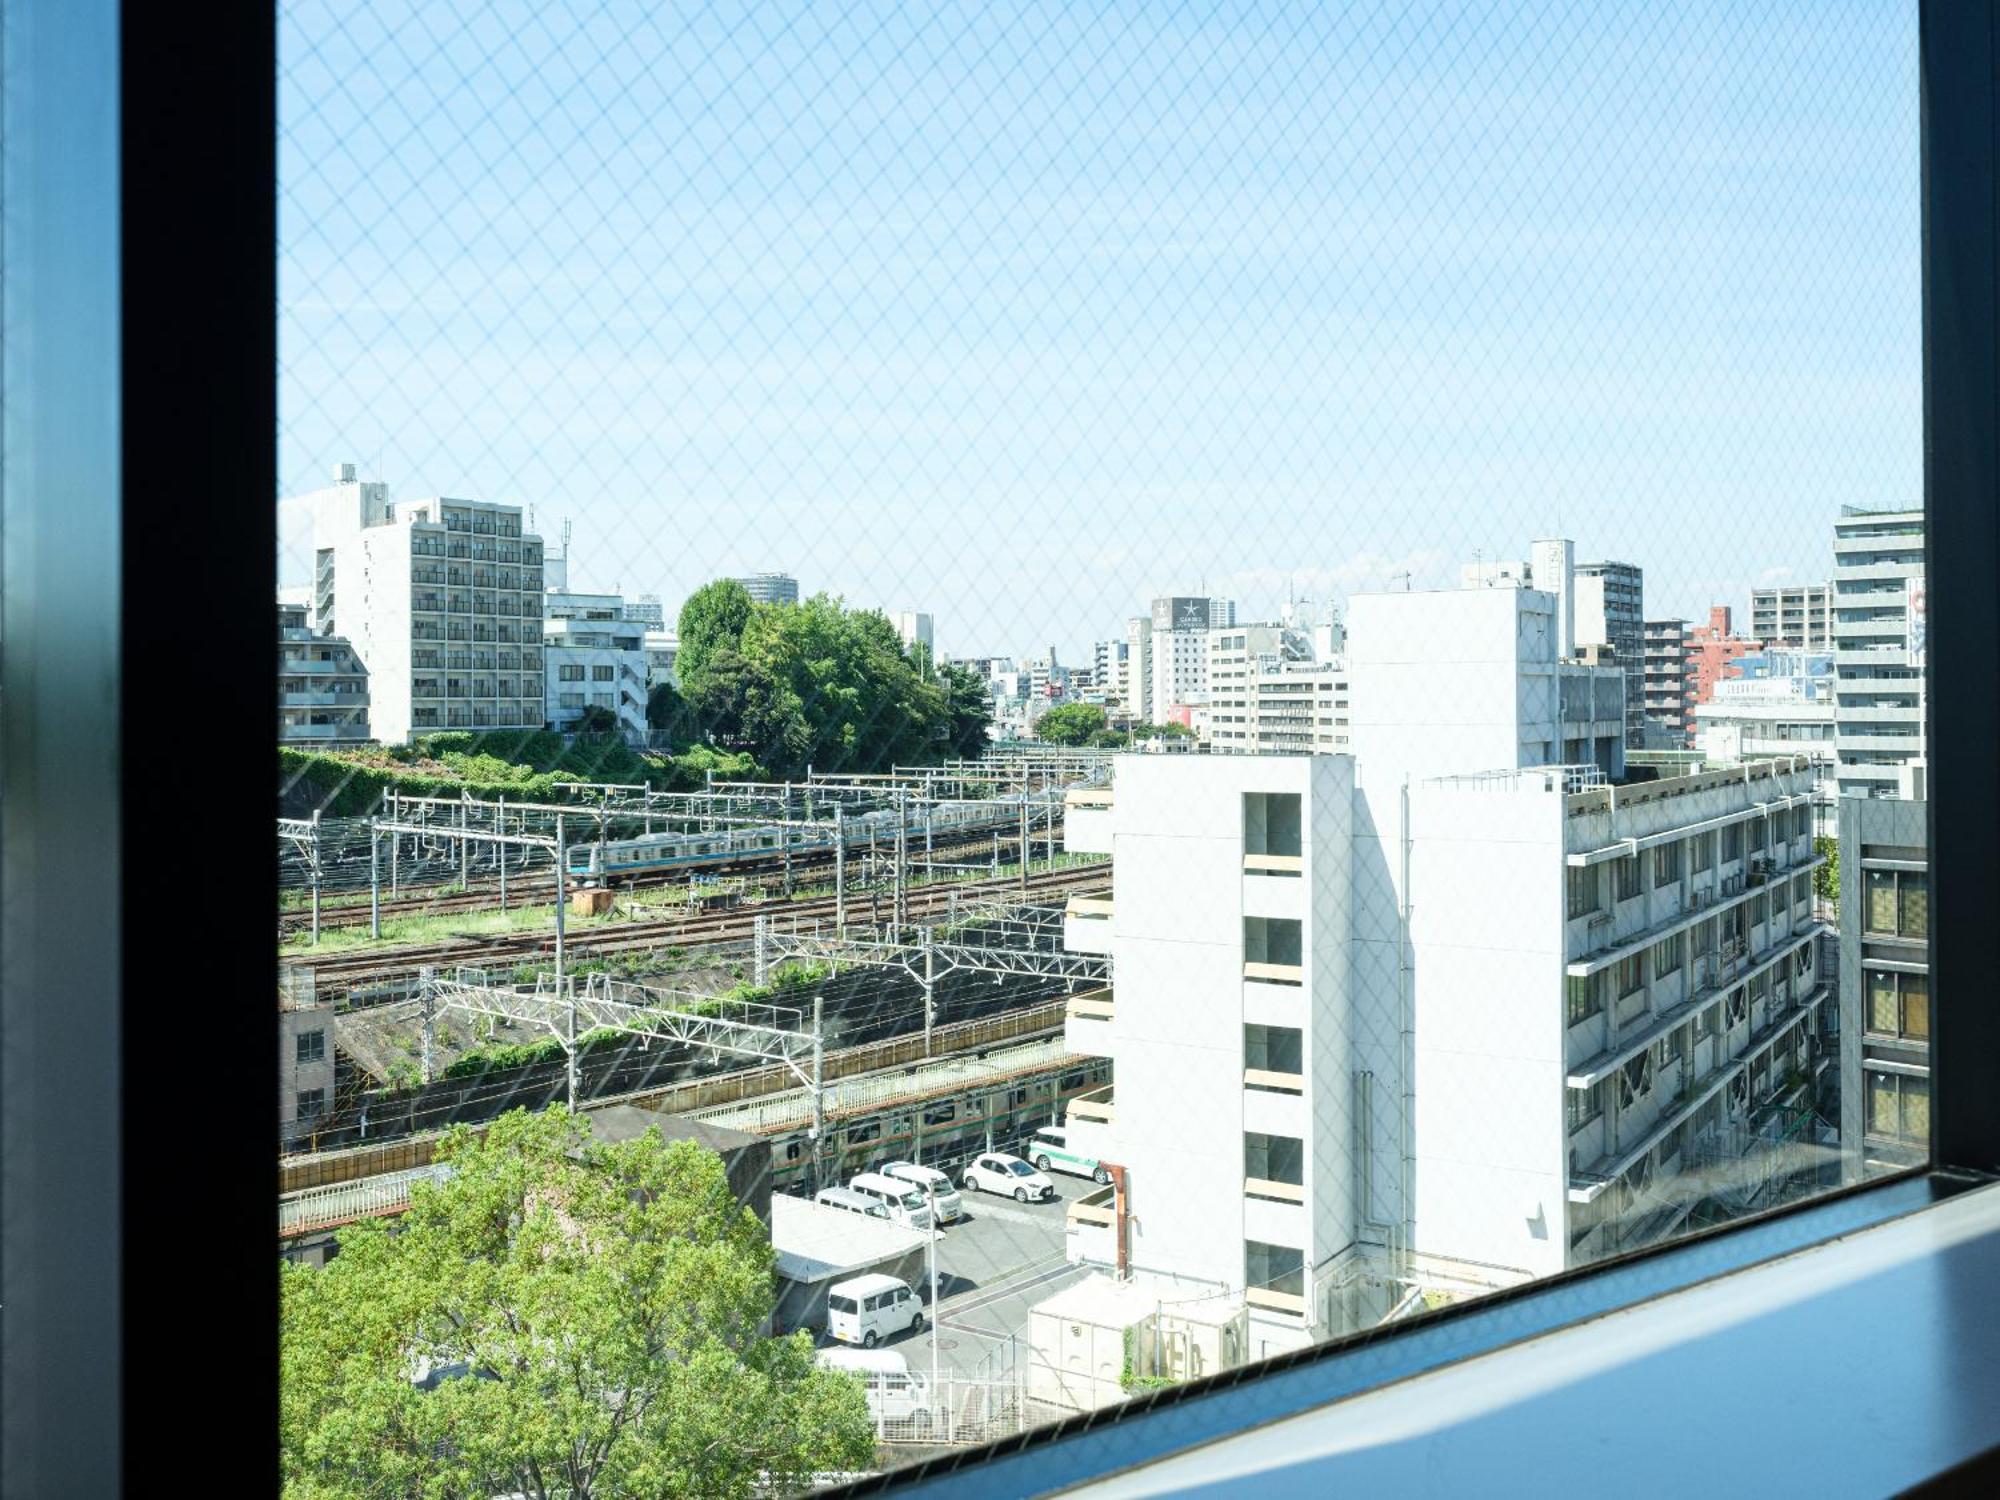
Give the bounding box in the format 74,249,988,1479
1833,507,1926,798
1573,560,1645,746
1641,619,1689,748
1685,607,1761,729
736,572,799,606
1751,582,1834,650
889,610,934,656
299,463,547,744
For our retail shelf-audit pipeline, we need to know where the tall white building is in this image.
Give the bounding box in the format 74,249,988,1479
1573,560,1646,746
890,611,934,657
1832,507,1925,798
301,464,547,744
1055,583,1833,1359
544,589,649,741
1145,597,1229,722
1752,583,1834,649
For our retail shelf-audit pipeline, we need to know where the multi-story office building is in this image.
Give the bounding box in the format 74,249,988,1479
544,590,650,740
1694,666,1837,830
1751,583,1834,650
1685,605,1761,714
1574,560,1646,746
300,464,546,743
1057,584,1832,1359
735,572,800,606
1832,507,1926,799
1094,639,1130,706
621,595,666,630
1202,624,1293,749
889,611,934,658
1641,619,1689,748
1837,790,1930,1177
1146,596,1231,722
278,602,371,745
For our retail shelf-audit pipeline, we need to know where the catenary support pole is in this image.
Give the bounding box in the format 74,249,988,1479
555,814,568,986
369,816,381,938
835,805,847,932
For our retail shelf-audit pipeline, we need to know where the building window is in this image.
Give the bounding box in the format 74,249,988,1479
1653,843,1681,886
1615,954,1645,999
1243,792,1302,860
1566,866,1599,919
1243,1132,1305,1187
1653,933,1682,980
1566,973,1604,1026
559,664,584,682
1722,822,1743,863
1566,1081,1604,1133
1694,1002,1720,1040
591,664,615,681
296,1089,327,1120
1245,1240,1305,1301
1614,856,1642,902
1690,831,1714,873
1866,1072,1931,1144
1244,1023,1303,1075
1243,915,1302,969
1865,969,1930,1042
296,1029,326,1066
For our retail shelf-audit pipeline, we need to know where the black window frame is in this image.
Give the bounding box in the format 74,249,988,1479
1,3,1994,1496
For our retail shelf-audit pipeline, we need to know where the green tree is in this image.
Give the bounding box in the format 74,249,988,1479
573,704,619,736
676,579,757,693
646,679,692,745
940,662,994,759
1036,702,1107,746
1814,834,1839,905
281,1109,872,1499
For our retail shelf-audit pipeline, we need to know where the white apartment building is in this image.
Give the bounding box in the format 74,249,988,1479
621,595,666,630
302,464,547,744
1752,582,1834,649
642,630,680,691
544,590,649,741
280,970,338,1148
1054,583,1834,1359
1694,675,1837,828
278,602,371,745
1094,639,1129,706
1832,507,1926,798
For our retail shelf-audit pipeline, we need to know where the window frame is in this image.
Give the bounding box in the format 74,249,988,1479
3,3,1991,1495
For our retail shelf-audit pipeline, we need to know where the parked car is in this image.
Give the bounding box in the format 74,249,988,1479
961,1151,1056,1203
814,1186,893,1221
848,1171,937,1231
880,1160,966,1223
816,1348,934,1431
1026,1125,1112,1184
825,1273,924,1349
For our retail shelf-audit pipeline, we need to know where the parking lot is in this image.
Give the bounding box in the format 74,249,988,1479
849,1171,1101,1379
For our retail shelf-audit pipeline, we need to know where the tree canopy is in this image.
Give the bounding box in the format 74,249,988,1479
1035,702,1107,746
281,1108,873,1499
675,578,757,691
665,582,991,777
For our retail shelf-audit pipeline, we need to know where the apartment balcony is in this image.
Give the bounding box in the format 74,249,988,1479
1244,1285,1310,1318
1244,1065,1305,1095
1063,994,1114,1059
1063,786,1114,855
1064,894,1114,955
1836,704,1920,723
1835,732,1925,754
1834,645,1910,668
279,689,368,708
279,721,371,742
1069,1084,1115,1125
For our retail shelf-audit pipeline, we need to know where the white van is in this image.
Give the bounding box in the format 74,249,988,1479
848,1171,936,1230
816,1347,933,1429
880,1160,964,1223
814,1186,893,1220
826,1273,925,1348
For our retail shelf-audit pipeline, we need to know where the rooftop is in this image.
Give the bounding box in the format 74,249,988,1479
771,1195,926,1285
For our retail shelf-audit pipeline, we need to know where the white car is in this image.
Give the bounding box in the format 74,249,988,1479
961,1152,1056,1203
880,1160,966,1223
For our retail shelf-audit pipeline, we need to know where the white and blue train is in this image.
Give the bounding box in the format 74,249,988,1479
564,796,1053,885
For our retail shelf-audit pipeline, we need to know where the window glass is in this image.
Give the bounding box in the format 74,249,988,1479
275,0,1925,1485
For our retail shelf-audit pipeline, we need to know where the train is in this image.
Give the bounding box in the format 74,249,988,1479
745,1057,1112,1196
564,794,1060,885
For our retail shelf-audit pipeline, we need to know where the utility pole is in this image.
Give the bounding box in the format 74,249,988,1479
369,816,381,938
809,994,826,1194
497,794,508,912
554,814,568,986
309,809,322,947
754,913,769,987
419,968,436,1084
923,926,935,1056
459,793,470,889
1019,799,1030,895
389,790,400,897
895,791,908,935
927,1190,943,1434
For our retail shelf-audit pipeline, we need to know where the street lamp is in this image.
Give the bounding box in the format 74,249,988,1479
925,1182,944,1441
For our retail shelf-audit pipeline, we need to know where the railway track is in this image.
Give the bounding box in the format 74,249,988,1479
287,861,1108,999
277,831,1024,936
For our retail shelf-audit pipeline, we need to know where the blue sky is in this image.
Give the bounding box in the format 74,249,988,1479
279,0,1919,661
